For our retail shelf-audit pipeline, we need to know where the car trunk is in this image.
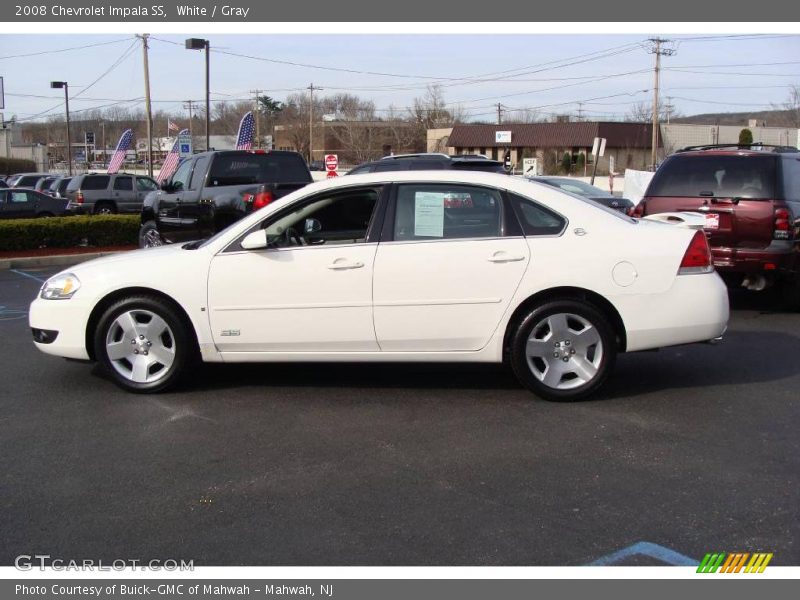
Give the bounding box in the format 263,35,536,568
643,154,778,251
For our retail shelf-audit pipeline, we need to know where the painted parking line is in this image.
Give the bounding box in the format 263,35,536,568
10,269,47,283
589,541,698,566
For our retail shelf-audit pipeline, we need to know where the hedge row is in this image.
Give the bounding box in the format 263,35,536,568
1,158,37,175
0,215,140,251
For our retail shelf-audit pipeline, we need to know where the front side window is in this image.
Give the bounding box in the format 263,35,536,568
262,188,380,248
136,177,158,192
113,176,133,191
393,184,502,241
171,160,193,191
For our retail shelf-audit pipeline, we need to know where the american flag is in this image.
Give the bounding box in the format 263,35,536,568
167,119,179,132
107,129,134,174
157,129,189,184
235,111,255,150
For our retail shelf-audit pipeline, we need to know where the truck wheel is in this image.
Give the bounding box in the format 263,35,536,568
779,276,800,312
139,220,164,248
94,201,116,215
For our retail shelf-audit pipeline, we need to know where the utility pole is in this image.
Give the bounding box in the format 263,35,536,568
307,83,322,163
665,96,674,124
576,101,585,122
183,100,198,141
497,103,503,125
138,33,154,176
250,89,262,148
647,38,676,169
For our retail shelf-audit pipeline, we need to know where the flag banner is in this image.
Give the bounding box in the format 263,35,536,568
157,129,189,184
236,111,255,150
168,119,179,132
106,129,134,174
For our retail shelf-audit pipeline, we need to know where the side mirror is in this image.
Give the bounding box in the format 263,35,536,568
160,181,172,192
304,218,322,234
240,230,268,250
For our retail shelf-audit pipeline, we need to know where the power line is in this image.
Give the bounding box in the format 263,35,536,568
0,37,132,60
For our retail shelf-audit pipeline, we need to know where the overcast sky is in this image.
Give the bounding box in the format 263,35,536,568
1,34,798,124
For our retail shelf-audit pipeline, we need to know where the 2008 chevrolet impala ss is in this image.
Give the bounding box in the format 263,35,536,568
29,171,729,401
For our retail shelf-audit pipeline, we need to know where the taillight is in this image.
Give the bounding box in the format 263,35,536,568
678,230,713,274
631,201,645,218
774,207,791,240
245,187,274,211
76,191,84,204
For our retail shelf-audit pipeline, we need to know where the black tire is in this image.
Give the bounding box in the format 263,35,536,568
93,295,195,393
139,220,165,248
778,275,800,312
94,201,116,215
509,299,617,402
37,212,54,218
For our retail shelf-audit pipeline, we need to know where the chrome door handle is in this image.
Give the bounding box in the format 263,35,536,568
327,259,364,270
487,253,525,263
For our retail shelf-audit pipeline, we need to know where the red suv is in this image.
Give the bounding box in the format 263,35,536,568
635,145,800,306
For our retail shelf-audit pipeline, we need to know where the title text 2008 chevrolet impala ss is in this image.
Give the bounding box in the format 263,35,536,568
29,171,729,401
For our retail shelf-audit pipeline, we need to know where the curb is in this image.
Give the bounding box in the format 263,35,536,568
0,251,127,271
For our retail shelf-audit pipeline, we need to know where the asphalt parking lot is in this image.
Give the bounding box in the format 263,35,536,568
1,264,798,566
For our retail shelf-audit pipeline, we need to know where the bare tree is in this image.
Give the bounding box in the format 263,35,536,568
503,109,541,124
407,85,462,152
771,84,800,128
626,101,673,123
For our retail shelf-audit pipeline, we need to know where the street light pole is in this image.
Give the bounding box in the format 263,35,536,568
51,81,71,176
138,33,154,177
186,38,211,151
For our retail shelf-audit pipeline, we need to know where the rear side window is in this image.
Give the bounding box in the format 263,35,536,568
451,161,505,173
394,184,502,241
508,193,567,236
81,175,110,190
208,153,312,186
18,176,42,187
113,176,133,191
189,157,209,190
647,155,777,199
781,157,800,200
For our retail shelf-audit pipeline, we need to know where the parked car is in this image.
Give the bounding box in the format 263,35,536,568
6,173,53,188
139,150,313,248
0,188,68,218
34,176,59,195
0,179,8,189
64,173,159,215
634,144,800,305
308,160,326,171
526,176,635,214
47,176,73,199
30,170,729,400
347,153,506,175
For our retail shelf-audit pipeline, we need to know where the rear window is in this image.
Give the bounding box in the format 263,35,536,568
647,155,777,199
81,175,111,190
451,161,505,173
207,153,311,186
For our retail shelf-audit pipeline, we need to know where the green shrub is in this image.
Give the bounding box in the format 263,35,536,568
0,215,139,252
560,152,572,174
0,158,37,176
738,128,754,146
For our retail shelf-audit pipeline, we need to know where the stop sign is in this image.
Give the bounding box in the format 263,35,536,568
324,154,338,172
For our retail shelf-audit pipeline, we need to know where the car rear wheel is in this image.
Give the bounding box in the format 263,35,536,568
94,295,194,393
510,300,616,401
139,220,164,248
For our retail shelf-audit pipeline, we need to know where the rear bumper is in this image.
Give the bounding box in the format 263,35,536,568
66,202,87,215
615,272,729,352
711,242,798,276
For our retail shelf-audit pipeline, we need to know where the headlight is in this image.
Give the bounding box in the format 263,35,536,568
40,273,81,300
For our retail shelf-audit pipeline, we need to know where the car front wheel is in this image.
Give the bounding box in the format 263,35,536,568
94,295,193,393
139,220,164,248
510,300,616,401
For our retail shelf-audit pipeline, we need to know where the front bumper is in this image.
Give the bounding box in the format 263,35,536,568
29,296,92,360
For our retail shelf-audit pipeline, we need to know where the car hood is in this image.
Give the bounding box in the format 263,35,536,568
58,243,205,283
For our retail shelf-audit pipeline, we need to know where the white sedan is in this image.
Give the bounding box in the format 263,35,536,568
29,171,728,401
